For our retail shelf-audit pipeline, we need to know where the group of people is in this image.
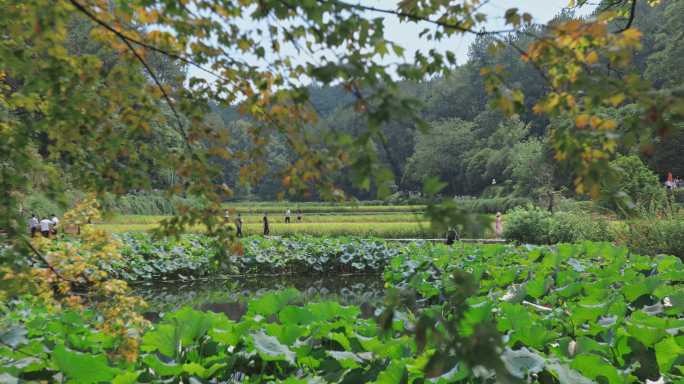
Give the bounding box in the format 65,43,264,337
28,213,59,238
665,176,682,190
665,172,681,190
225,209,303,237
264,209,303,234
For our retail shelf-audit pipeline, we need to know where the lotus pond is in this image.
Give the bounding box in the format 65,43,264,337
3,236,684,383
135,274,384,321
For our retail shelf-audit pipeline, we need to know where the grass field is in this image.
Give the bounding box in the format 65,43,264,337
98,221,442,238
97,202,500,238
105,213,426,224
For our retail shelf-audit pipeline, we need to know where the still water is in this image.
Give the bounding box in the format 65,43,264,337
134,274,384,321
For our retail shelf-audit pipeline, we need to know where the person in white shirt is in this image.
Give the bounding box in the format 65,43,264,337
39,217,52,238
28,214,39,238
285,208,291,224
50,214,59,235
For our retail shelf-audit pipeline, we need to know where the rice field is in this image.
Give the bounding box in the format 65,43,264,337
104,213,426,224
97,202,496,238
97,221,439,238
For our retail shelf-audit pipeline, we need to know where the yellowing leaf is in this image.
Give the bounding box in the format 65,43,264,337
575,114,590,128
622,28,642,42
237,39,251,51
585,51,599,65
608,93,625,107
602,119,617,130
532,103,544,115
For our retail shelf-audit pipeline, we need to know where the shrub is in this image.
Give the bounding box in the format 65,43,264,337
554,198,610,215
99,192,206,215
503,205,614,244
384,191,428,205
548,211,614,243
616,220,684,259
21,190,86,218
453,196,531,213
22,192,64,218
600,155,668,217
672,189,684,204
502,205,553,244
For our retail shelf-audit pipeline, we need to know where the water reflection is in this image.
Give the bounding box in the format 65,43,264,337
135,274,384,321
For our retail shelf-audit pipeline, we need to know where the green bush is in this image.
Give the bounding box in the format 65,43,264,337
672,189,684,204
501,205,553,244
22,193,64,218
99,192,206,215
453,196,531,213
600,155,668,217
383,191,428,205
548,211,614,243
617,220,684,259
22,190,87,217
503,205,614,244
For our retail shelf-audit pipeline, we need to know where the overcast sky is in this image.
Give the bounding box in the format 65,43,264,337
373,0,593,64
188,1,594,82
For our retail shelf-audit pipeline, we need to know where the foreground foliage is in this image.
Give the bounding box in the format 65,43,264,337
3,241,684,383
0,198,147,359
384,241,684,383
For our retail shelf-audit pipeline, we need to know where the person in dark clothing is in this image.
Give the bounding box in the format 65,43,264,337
445,228,458,245
296,209,302,222
235,213,243,237
263,212,270,236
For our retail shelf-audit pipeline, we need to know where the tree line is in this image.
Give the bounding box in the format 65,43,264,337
190,1,683,202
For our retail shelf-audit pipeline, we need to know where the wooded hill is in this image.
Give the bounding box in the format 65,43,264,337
204,1,682,202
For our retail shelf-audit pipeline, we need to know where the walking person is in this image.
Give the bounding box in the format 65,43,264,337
666,172,675,190
495,212,503,239
39,216,52,238
263,212,270,236
235,213,243,238
285,208,291,223
445,227,458,245
296,209,302,222
28,214,39,238
50,214,59,236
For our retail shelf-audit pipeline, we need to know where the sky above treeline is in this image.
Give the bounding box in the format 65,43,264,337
186,1,595,85
378,0,594,64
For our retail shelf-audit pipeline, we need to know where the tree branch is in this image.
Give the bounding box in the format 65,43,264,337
67,0,196,152
122,32,193,148
23,239,74,283
320,0,517,36
616,0,637,33
67,0,234,83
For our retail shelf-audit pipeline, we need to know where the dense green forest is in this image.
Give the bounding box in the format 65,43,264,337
12,1,681,206
193,1,682,202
